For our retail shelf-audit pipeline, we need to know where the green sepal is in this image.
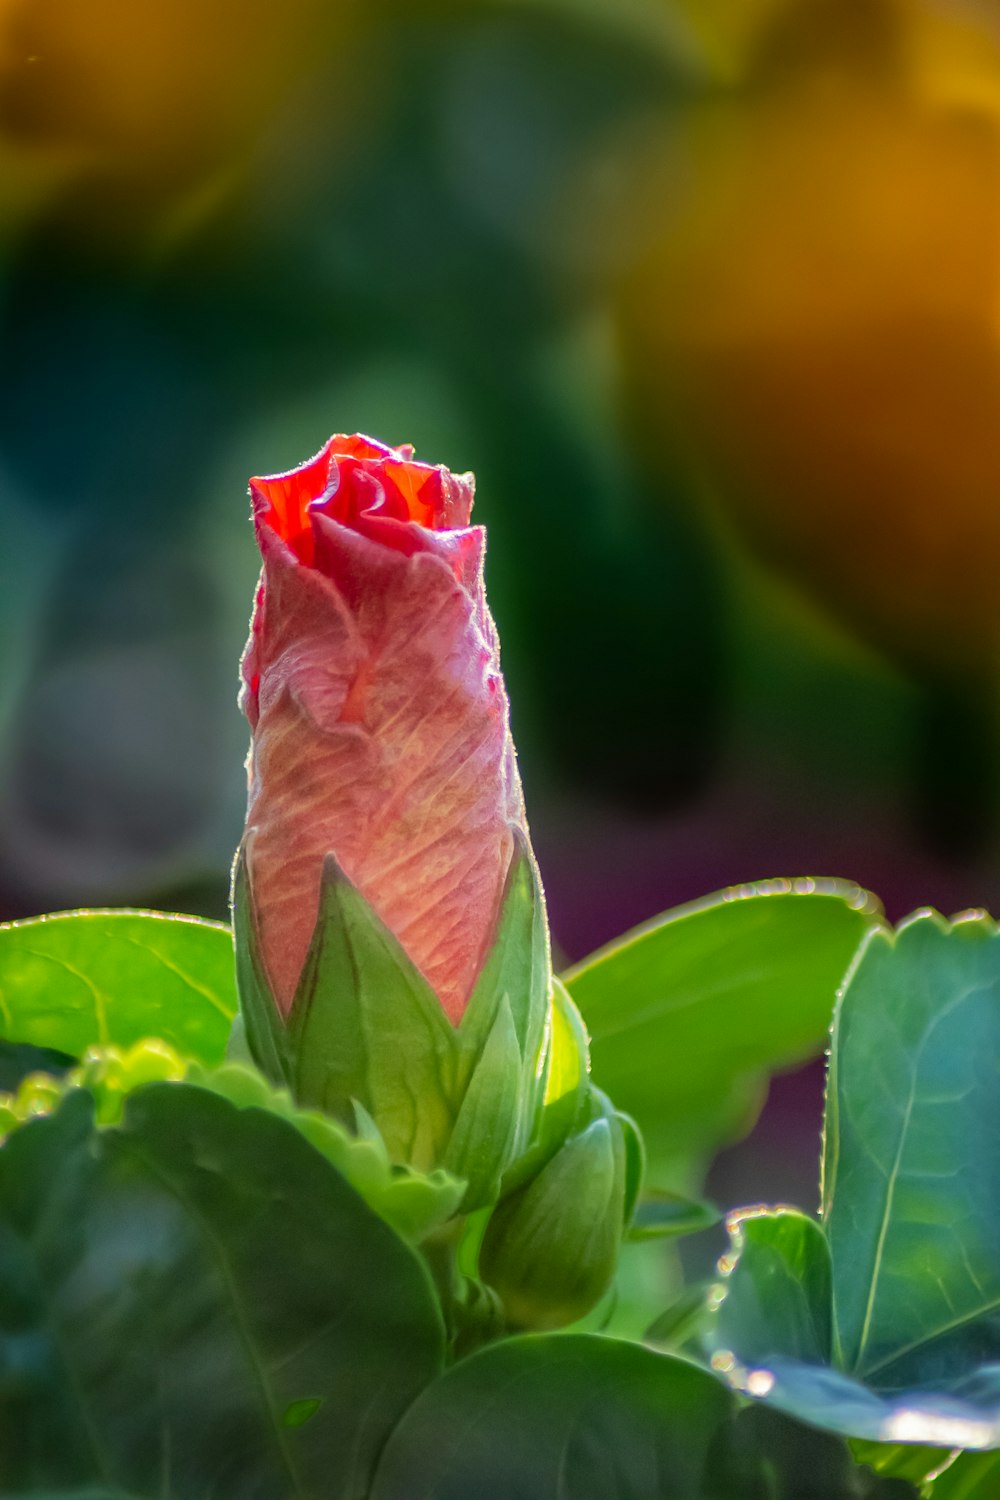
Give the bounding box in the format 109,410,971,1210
234,839,557,1192
577,1083,646,1228
499,979,592,1198
479,1113,627,1330
459,831,550,1055
231,842,291,1086
287,855,457,1171
191,1061,466,1242
614,1107,645,1227
351,1098,384,1143
537,979,592,1149
455,829,551,1155
0,1043,465,1243
224,1010,255,1066
443,996,523,1209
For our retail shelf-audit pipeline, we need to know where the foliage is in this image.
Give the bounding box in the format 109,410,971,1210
0,1086,445,1498
0,883,954,1495
564,876,880,1186
704,913,1000,1495
0,910,236,1064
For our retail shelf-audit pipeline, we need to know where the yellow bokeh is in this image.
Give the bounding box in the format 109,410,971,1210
0,0,363,236
619,0,1000,680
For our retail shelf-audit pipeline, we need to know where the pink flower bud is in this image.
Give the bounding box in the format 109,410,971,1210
240,434,527,1025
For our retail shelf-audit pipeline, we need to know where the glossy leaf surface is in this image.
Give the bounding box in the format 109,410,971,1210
191,1061,466,1241
824,913,1000,1387
927,1450,1000,1497
370,1334,912,1499
851,1439,953,1488
712,1208,832,1368
564,879,879,1182
0,1044,465,1244
707,914,1000,1453
0,910,237,1064
0,1084,445,1498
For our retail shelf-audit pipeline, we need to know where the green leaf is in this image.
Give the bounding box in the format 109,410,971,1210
704,914,1000,1454
926,1450,1000,1497
368,1334,912,1499
824,913,1000,1387
711,1208,832,1368
629,1190,720,1242
0,1045,465,1243
0,1039,193,1134
0,910,237,1065
4,1490,142,1500
0,1083,445,1497
369,1334,732,1499
0,1068,65,1134
851,1438,953,1488
69,1039,189,1123
282,1398,323,1429
645,1283,715,1351
0,1039,74,1093
719,1408,917,1498
193,1061,466,1241
564,878,879,1185
711,1355,1000,1450
288,855,457,1170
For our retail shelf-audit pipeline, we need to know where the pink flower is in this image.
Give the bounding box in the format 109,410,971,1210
240,434,527,1025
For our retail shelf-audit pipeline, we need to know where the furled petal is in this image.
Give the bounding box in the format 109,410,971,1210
240,435,527,1024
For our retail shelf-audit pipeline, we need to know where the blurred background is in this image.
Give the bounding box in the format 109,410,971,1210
3,0,1000,1214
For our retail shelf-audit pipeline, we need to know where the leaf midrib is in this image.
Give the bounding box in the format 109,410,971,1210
858,1293,1000,1383
839,975,1000,1380
852,1068,919,1372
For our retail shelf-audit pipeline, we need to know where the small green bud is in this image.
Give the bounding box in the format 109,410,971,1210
443,996,522,1209
479,1112,627,1330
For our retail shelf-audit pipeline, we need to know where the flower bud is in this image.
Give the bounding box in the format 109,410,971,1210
233,435,552,1204
478,1108,630,1330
